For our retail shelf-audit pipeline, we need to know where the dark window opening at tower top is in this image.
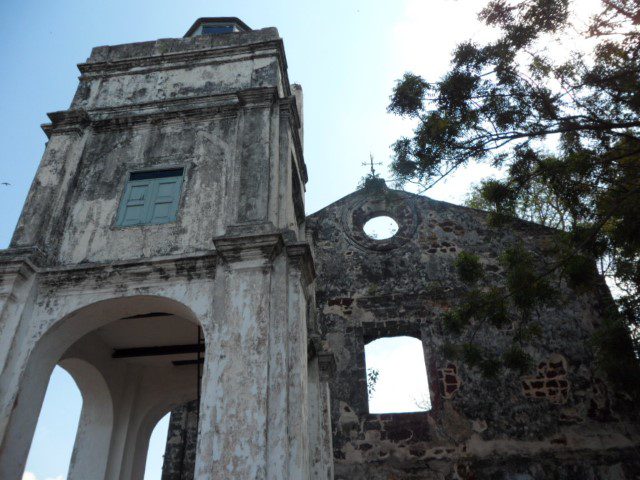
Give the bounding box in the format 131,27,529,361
202,24,234,35
184,18,252,37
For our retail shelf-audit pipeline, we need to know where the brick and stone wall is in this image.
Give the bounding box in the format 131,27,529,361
162,400,198,480
306,181,640,480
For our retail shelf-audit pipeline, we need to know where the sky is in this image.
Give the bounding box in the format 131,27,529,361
366,336,431,413
0,0,601,479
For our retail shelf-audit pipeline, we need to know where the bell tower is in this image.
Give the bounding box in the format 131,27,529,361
0,17,332,480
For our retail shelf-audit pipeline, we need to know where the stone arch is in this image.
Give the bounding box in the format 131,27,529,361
59,357,114,480
130,397,193,480
0,294,207,480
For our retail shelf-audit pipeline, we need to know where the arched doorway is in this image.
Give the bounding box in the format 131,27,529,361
23,366,82,480
144,412,170,480
0,295,206,480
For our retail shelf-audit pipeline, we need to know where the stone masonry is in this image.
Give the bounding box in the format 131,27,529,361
0,16,639,480
165,177,640,479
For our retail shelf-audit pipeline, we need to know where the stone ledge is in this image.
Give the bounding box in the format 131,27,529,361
42,88,283,137
0,246,46,276
78,39,288,88
285,242,316,284
213,231,284,265
83,28,281,66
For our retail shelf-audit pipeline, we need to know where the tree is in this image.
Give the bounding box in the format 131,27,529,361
388,0,640,393
367,368,380,396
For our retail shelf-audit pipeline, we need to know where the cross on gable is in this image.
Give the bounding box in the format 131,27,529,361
362,154,383,177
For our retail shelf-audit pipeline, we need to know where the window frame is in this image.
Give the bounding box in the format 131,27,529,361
201,24,235,35
361,329,432,416
114,166,186,228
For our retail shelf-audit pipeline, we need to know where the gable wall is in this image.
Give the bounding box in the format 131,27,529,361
308,184,640,479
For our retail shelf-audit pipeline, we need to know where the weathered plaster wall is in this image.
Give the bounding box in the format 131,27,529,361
0,25,323,480
72,29,287,110
0,252,217,480
307,181,640,479
10,27,306,266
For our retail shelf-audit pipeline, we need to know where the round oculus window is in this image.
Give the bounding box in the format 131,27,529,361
363,215,399,240
341,190,419,251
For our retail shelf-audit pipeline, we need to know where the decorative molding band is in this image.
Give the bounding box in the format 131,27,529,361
0,246,46,273
237,87,279,107
78,40,284,76
278,96,301,130
285,242,316,284
309,336,337,381
213,232,284,266
0,248,218,285
41,88,280,137
77,38,292,100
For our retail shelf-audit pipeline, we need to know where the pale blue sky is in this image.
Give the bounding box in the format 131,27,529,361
0,1,499,479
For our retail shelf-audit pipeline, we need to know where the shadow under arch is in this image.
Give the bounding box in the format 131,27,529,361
0,294,207,480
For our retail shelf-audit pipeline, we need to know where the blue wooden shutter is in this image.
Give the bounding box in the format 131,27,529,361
147,177,182,224
116,169,184,227
117,180,152,226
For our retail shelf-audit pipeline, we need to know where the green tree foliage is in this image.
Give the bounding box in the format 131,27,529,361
442,250,544,378
389,0,640,393
367,368,380,396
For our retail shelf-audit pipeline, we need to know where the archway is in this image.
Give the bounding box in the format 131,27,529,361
22,366,82,480
144,413,170,480
0,295,207,480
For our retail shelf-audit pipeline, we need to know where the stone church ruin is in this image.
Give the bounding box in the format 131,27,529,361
0,17,638,480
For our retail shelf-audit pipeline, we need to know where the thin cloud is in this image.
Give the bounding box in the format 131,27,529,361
21,472,65,480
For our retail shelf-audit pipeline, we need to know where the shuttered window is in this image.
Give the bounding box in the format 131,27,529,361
116,168,184,226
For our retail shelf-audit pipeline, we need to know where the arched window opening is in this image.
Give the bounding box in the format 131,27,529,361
144,413,170,480
23,366,82,480
365,336,431,413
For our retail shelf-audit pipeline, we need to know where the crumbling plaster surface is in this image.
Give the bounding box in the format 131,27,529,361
0,251,216,480
73,28,287,110
0,26,323,480
307,183,640,479
10,26,305,266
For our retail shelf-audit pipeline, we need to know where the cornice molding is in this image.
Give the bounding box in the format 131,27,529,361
237,87,278,107
38,252,218,289
0,248,218,283
213,232,284,266
42,88,280,137
77,38,292,100
309,336,337,381
79,40,282,75
0,246,45,279
285,242,316,285
42,110,90,138
278,97,308,183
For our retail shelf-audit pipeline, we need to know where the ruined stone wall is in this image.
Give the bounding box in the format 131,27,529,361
162,400,198,480
307,183,640,480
